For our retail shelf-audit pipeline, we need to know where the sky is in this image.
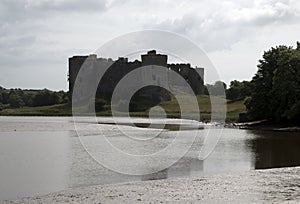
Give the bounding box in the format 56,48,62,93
1,0,300,90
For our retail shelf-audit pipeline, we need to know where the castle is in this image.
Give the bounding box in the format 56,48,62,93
68,50,204,102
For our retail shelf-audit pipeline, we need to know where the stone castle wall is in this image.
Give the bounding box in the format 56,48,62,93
68,50,204,102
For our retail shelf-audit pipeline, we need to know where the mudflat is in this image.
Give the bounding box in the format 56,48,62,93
3,167,300,204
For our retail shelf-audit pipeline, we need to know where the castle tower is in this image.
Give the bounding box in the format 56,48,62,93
141,50,167,67
68,56,89,101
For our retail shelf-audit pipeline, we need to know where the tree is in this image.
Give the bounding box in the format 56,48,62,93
57,90,69,104
95,98,106,112
8,92,24,108
22,92,35,106
246,42,300,121
0,87,3,103
32,89,60,106
226,80,252,101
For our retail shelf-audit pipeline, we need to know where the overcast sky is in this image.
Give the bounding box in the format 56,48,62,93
1,0,300,90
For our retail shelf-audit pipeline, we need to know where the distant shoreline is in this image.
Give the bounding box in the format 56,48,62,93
227,120,300,132
1,110,300,132
0,96,246,123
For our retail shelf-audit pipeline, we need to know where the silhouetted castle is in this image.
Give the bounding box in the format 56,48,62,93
68,50,204,102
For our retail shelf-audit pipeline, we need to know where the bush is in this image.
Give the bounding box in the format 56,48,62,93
32,89,60,106
8,93,24,108
95,98,106,112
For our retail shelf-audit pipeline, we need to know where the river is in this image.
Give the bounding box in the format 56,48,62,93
0,116,299,200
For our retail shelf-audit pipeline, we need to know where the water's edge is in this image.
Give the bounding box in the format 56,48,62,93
3,167,300,204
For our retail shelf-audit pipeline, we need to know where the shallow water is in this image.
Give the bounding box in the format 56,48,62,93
0,116,299,200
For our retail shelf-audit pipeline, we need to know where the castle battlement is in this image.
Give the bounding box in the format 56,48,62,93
68,50,204,102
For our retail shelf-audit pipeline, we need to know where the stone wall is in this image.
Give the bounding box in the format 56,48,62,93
68,50,204,102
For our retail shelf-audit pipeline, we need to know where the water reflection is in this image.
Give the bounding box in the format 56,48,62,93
68,128,253,187
247,130,300,169
68,132,204,187
201,129,255,174
141,157,203,181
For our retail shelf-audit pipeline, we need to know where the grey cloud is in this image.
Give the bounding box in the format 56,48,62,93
232,1,300,26
0,0,108,70
16,36,36,47
0,0,27,23
145,0,300,51
26,0,107,12
1,0,300,90
0,0,108,24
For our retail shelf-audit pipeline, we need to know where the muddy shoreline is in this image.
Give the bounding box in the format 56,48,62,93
227,120,300,132
3,167,300,204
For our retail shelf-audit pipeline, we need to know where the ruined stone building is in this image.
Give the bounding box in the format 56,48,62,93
68,50,204,102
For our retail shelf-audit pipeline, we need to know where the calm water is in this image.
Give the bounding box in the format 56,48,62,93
0,116,300,200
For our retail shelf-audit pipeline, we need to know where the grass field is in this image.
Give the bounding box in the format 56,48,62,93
0,95,246,122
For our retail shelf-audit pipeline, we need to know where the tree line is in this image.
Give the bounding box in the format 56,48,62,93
204,80,252,102
0,88,68,110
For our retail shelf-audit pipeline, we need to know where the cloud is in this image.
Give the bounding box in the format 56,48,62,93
1,0,300,89
231,0,300,25
0,0,107,25
25,0,107,12
143,0,300,51
0,0,109,61
0,0,110,90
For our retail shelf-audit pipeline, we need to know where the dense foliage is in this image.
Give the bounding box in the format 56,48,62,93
245,42,300,121
226,80,252,101
0,87,68,110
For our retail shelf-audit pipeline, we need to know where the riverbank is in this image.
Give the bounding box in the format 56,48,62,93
231,120,300,132
0,96,246,122
3,167,300,203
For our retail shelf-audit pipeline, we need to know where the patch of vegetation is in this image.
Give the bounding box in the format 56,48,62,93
0,94,246,122
0,87,68,109
0,104,71,116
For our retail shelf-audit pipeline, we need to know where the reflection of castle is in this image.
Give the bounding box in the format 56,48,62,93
141,157,203,181
68,50,204,101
